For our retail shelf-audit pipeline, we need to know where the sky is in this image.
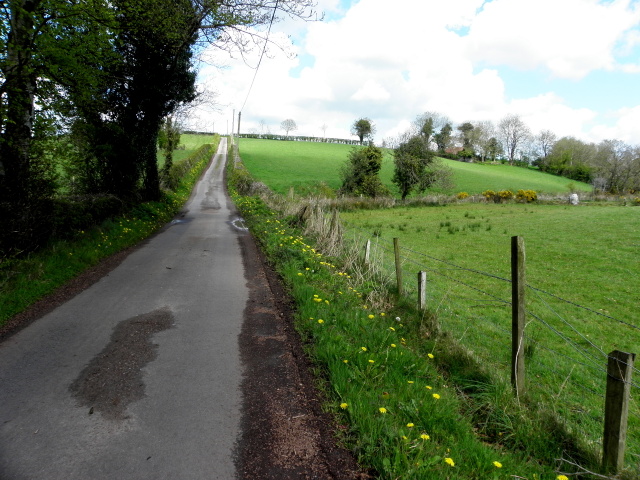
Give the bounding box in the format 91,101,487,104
188,0,640,146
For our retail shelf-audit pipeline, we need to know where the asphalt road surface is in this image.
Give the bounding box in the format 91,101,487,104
0,138,249,479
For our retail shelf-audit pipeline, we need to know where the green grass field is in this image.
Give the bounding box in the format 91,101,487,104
341,203,640,464
233,140,640,476
237,138,592,196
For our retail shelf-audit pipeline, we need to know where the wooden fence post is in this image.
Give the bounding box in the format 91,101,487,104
603,350,635,474
364,239,371,266
393,238,403,296
511,236,526,397
418,271,427,310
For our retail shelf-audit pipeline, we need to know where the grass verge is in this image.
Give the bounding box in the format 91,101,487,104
0,137,219,327
227,153,596,480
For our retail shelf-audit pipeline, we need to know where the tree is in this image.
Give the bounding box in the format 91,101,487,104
535,130,557,160
498,114,531,165
281,118,297,137
594,140,640,193
457,122,475,151
339,145,389,197
159,116,182,183
351,117,375,145
321,123,328,139
473,121,496,162
538,136,595,183
392,135,451,200
434,123,453,153
413,112,451,138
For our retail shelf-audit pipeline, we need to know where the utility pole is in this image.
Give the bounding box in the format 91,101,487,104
237,111,241,136
232,109,235,137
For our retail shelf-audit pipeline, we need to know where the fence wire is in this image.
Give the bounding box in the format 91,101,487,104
341,221,640,461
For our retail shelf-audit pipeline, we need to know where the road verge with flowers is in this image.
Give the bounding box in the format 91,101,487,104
227,156,573,480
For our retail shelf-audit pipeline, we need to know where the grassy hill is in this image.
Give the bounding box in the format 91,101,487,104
236,138,592,196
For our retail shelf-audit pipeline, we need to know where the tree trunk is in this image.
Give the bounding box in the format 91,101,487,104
0,0,41,203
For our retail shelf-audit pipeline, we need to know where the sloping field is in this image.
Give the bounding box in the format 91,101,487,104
236,138,592,195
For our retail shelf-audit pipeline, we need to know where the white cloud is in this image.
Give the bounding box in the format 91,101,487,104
466,0,640,79
188,0,640,145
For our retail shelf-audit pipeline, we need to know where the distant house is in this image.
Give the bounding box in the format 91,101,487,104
445,147,464,155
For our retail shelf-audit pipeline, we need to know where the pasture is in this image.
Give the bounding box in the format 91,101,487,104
236,138,592,195
341,202,640,462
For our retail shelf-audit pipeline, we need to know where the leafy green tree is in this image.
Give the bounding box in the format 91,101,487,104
486,137,502,161
340,145,389,197
351,117,375,145
392,135,448,200
434,123,453,153
159,116,182,183
457,122,475,151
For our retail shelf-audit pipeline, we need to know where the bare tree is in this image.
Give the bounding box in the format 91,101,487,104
281,118,297,137
498,114,531,165
535,129,557,159
473,120,495,162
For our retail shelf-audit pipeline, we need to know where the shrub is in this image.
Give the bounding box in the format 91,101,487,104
482,190,514,203
456,192,469,200
515,189,538,203
482,190,496,201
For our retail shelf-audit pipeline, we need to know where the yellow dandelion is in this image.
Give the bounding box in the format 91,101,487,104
368,359,375,363
340,403,348,409
389,326,395,331
432,393,440,399
444,458,454,467
406,423,414,428
425,385,432,390
368,314,374,319
317,319,324,324
420,433,430,440
361,347,367,352
380,313,386,316
493,461,502,468
297,273,303,276
427,353,435,359
343,359,349,363
379,407,387,414
390,344,397,348
408,381,414,384
557,476,569,480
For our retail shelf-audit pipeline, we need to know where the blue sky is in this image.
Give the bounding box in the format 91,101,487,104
191,0,640,146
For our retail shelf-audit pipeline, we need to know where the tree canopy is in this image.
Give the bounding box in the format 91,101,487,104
351,117,375,145
0,0,318,254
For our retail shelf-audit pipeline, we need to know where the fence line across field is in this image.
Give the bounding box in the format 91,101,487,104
341,221,637,473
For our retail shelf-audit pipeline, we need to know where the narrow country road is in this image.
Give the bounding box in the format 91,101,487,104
0,138,248,479
0,138,366,480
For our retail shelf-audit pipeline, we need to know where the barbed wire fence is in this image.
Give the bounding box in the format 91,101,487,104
341,218,639,473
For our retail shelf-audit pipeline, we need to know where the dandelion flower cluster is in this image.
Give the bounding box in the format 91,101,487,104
340,403,348,409
444,457,455,467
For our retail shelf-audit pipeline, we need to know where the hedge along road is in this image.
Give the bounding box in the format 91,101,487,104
0,137,364,480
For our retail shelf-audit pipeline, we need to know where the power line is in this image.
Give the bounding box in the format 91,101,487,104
240,0,279,113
